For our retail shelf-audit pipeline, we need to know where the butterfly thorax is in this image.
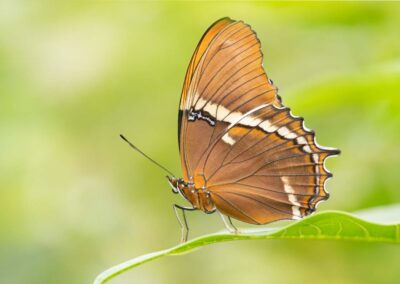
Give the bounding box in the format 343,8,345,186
167,176,215,213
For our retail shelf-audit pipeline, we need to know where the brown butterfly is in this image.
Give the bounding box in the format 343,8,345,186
122,17,339,242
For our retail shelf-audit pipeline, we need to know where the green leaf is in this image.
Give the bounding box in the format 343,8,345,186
94,207,400,284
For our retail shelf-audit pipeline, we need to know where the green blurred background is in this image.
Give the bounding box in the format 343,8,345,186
1,1,399,283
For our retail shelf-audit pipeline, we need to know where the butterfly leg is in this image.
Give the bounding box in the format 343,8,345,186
218,211,239,234
173,204,196,243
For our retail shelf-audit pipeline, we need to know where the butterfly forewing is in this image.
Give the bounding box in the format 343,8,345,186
179,19,279,179
178,18,339,224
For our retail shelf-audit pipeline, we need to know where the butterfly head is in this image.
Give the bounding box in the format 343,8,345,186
167,176,184,194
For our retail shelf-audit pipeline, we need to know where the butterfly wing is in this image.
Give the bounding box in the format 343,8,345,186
179,18,339,223
179,18,281,181
205,105,339,223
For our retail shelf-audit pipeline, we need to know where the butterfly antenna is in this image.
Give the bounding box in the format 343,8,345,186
119,134,176,177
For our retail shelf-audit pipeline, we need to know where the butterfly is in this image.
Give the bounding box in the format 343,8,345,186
122,17,339,242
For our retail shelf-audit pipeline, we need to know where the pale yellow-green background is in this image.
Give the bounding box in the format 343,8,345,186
1,1,400,284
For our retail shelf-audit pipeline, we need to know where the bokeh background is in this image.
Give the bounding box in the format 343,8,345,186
1,1,400,284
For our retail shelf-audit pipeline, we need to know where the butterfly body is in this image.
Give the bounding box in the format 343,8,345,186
166,17,339,241
168,177,216,213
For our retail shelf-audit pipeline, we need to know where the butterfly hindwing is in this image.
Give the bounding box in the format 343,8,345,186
198,105,338,223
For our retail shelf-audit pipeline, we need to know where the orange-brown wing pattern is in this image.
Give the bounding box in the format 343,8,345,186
179,18,234,113
178,18,339,224
179,18,281,180
204,105,339,224
178,18,235,179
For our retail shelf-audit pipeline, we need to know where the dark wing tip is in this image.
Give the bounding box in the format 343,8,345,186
219,16,233,21
326,148,341,156
213,17,235,26
332,148,341,155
